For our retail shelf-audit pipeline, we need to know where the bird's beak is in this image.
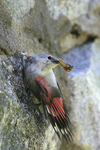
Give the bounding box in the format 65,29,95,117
51,56,59,64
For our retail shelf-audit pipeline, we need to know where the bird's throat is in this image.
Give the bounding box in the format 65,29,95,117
44,70,58,88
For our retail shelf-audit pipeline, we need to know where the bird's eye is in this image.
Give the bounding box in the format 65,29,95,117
48,56,51,60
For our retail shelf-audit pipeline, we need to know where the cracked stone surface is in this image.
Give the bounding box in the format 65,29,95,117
0,0,100,150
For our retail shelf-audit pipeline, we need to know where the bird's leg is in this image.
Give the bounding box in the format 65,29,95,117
27,95,41,113
30,99,47,123
25,86,41,114
31,101,42,115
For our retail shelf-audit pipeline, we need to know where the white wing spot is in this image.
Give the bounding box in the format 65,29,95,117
46,105,50,114
51,109,55,117
54,123,59,132
61,129,64,134
54,126,57,132
46,105,55,117
65,129,68,134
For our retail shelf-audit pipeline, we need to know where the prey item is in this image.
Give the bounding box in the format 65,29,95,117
59,59,74,72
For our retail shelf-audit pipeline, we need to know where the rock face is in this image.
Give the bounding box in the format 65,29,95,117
0,0,100,150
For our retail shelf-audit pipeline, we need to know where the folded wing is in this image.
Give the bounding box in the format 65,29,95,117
35,77,73,142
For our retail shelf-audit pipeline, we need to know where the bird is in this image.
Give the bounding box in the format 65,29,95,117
23,53,73,142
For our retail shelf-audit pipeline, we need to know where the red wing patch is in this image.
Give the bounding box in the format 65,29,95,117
27,56,32,59
35,76,73,142
50,98,65,120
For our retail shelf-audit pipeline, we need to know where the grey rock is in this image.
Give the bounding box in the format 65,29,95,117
0,0,100,149
62,39,100,150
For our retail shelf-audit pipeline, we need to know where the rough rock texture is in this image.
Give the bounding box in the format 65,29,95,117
0,0,100,150
61,40,100,150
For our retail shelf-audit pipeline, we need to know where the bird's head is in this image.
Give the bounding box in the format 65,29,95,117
25,53,59,76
